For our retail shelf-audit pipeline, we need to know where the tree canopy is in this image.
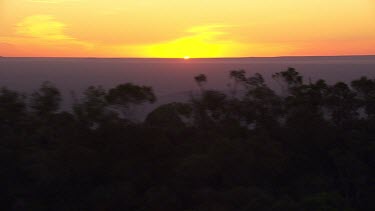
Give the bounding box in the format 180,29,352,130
0,69,374,210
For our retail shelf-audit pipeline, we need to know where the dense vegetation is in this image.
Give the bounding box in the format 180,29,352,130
1,68,375,210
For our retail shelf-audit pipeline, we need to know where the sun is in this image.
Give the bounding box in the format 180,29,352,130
183,56,190,60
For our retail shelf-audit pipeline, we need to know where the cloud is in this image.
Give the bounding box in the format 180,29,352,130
0,14,95,56
3,19,295,57
116,24,299,58
14,14,93,48
134,25,242,58
16,15,73,40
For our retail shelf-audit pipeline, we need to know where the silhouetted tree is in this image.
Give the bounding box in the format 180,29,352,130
106,83,156,117
326,82,359,126
145,102,192,130
30,81,61,116
0,88,26,130
229,69,246,98
351,77,375,118
73,85,115,127
194,74,207,92
272,67,303,94
0,68,374,210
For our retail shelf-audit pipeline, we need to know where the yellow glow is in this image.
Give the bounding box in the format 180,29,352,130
0,0,374,57
139,25,240,58
184,56,190,60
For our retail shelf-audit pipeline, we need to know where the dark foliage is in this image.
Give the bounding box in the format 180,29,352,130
1,69,374,210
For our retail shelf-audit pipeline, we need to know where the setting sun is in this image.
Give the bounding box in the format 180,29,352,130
0,0,374,57
184,56,190,60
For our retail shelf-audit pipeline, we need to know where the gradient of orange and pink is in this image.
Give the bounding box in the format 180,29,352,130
0,0,375,58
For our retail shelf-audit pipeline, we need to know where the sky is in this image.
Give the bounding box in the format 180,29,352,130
0,0,374,58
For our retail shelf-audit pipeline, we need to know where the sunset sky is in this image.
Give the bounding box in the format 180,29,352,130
0,0,374,58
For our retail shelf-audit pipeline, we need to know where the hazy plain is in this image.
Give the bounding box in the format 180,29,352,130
1,56,374,119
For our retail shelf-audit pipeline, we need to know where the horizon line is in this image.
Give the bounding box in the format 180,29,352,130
1,54,375,59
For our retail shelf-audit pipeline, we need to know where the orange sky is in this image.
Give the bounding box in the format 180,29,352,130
0,0,374,58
